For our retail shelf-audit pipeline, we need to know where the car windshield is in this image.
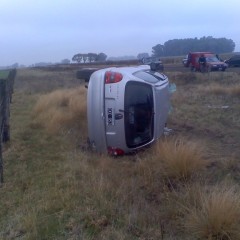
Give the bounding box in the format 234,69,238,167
206,56,220,62
133,70,166,83
124,81,154,148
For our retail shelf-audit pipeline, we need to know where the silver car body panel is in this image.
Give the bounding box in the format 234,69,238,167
87,65,170,154
87,70,107,151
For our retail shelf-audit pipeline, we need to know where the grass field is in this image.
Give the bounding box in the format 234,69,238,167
1,67,240,239
0,70,10,79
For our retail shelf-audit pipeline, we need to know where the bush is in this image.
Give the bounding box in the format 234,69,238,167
32,87,87,138
153,137,206,181
182,183,240,239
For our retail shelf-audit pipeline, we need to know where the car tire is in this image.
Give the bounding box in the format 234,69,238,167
150,62,157,71
76,68,98,82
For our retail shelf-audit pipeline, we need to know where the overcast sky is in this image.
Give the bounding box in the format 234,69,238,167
1,0,240,66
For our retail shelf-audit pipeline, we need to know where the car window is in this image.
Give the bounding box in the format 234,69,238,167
206,56,219,62
133,70,166,83
124,81,154,148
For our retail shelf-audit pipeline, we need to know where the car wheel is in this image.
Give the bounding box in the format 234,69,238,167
76,68,98,82
150,62,157,71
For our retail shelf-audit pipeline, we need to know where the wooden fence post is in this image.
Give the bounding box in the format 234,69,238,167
0,142,3,185
0,79,5,185
0,69,16,185
2,79,10,142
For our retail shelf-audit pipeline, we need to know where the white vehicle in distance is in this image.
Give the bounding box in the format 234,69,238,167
84,65,170,156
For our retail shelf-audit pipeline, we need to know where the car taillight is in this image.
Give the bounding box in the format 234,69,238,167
107,146,125,156
105,71,123,84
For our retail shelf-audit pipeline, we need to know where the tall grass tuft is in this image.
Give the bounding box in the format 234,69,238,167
153,137,206,181
182,183,240,239
137,137,207,194
32,87,87,138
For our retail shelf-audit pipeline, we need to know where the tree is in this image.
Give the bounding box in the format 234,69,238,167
72,54,82,63
88,53,98,62
137,53,149,60
82,54,88,63
61,59,70,64
152,37,235,57
11,63,19,68
72,52,107,63
152,44,164,57
96,52,107,62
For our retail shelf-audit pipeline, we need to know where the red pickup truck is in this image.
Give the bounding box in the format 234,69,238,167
185,52,227,72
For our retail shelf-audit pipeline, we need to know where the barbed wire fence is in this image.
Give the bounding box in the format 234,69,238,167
0,69,16,185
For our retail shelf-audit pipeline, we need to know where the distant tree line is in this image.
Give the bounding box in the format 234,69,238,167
151,36,235,57
72,53,107,63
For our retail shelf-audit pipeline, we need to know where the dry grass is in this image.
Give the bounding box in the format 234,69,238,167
32,87,87,139
202,83,240,97
228,85,240,97
181,183,240,239
15,68,82,94
152,137,207,181
1,67,240,239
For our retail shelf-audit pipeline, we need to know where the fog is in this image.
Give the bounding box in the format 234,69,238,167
1,0,239,66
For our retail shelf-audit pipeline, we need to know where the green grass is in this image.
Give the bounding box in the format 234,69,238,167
0,70,10,79
1,67,240,239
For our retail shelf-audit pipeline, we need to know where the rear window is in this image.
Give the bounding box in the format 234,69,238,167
133,70,166,83
124,81,154,148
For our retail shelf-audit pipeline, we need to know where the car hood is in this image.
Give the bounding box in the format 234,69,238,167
208,61,227,65
208,62,225,65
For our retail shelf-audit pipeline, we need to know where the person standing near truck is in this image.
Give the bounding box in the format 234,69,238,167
198,54,207,72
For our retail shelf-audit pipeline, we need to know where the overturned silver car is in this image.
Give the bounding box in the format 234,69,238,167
85,65,170,156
